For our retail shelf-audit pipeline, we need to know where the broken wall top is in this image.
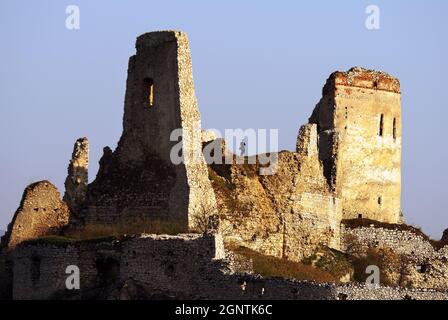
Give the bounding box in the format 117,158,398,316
323,67,400,94
136,30,186,49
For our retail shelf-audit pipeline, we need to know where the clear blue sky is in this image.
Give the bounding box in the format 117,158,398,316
0,0,446,238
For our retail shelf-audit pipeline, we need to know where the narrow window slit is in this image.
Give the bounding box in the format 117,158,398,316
379,114,384,136
393,118,397,140
143,78,154,107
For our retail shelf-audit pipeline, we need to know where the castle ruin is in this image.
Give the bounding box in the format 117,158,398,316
309,68,402,222
77,31,217,231
2,30,444,301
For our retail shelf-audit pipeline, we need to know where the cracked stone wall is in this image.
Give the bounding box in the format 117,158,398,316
80,31,217,230
309,67,401,223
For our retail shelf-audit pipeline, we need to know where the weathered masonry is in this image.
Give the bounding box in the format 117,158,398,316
309,68,402,223
0,32,407,301
12,234,448,300
79,31,217,231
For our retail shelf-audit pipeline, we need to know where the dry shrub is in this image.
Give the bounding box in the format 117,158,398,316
352,247,402,287
302,246,354,281
189,201,219,234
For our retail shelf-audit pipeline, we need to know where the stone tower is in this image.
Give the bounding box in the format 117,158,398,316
309,67,401,223
83,31,217,230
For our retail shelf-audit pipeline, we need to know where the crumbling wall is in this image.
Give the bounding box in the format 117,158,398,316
208,67,403,260
210,124,341,261
342,225,448,290
1,181,69,250
12,234,226,300
0,180,69,299
81,31,216,230
335,284,448,300
12,234,448,300
309,67,401,223
63,137,89,215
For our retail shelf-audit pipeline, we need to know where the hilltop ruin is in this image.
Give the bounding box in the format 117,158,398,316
1,30,447,300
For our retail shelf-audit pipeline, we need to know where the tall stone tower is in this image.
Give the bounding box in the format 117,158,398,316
83,31,217,230
309,67,401,223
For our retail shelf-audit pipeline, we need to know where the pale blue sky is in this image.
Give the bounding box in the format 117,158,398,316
0,1,446,238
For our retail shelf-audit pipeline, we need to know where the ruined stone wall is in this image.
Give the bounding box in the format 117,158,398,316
210,124,341,261
1,181,69,250
12,234,225,300
81,31,216,230
335,284,448,300
341,225,437,258
63,137,88,215
309,67,401,223
342,225,448,290
13,243,87,300
207,67,403,261
12,234,448,300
